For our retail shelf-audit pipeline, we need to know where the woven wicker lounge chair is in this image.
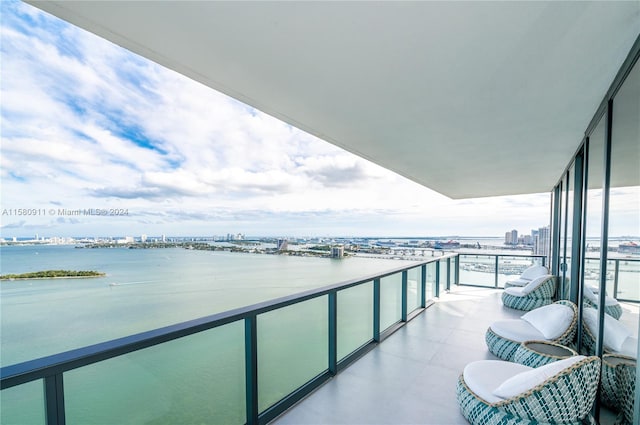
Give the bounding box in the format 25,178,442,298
457,355,600,425
580,307,636,413
486,300,577,361
600,354,637,412
583,285,623,319
614,358,636,425
504,265,549,288
580,307,636,357
501,274,556,311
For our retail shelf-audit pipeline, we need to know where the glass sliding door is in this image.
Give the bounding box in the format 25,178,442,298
580,115,605,356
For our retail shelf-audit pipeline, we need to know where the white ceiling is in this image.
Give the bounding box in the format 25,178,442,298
28,1,640,199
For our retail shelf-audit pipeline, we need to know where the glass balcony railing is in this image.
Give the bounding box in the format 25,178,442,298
457,253,547,288
583,257,640,303
0,254,457,425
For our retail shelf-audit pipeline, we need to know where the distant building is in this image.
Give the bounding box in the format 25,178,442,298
505,229,518,245
331,245,344,259
141,234,147,243
534,226,550,257
277,239,288,251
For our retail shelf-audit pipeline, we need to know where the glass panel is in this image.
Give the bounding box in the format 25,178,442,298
337,282,373,360
580,113,605,356
258,297,328,412
66,322,245,425
406,266,422,313
439,259,449,290
497,255,536,288
617,259,640,302
610,60,640,302
0,380,45,425
609,59,640,311
426,262,437,297
451,256,458,285
458,254,495,287
379,273,402,331
560,164,575,300
557,179,566,283
601,59,639,424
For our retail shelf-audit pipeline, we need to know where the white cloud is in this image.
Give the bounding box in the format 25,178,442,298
0,1,557,238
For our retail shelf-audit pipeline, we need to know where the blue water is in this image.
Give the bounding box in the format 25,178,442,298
1,245,415,367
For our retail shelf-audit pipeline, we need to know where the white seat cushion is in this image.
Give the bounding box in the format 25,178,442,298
504,286,525,296
619,337,638,359
490,319,545,342
463,360,532,403
493,355,586,399
521,303,574,339
506,277,530,287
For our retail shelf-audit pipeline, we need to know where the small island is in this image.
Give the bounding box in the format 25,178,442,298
0,270,105,280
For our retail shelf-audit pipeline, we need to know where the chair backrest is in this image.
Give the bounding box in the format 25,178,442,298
552,300,578,345
521,274,554,295
521,265,549,281
496,356,600,423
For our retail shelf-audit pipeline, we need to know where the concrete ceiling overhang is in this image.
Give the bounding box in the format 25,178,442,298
28,1,640,199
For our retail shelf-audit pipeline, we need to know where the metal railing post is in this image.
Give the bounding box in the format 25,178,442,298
494,255,499,288
446,258,451,291
455,255,460,285
435,262,440,298
373,278,381,342
401,271,408,322
420,265,427,308
613,259,620,299
328,292,338,375
44,374,65,425
245,316,258,425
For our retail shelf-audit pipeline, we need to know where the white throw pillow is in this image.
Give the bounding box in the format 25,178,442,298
582,307,631,352
520,275,552,295
521,303,573,339
493,355,585,399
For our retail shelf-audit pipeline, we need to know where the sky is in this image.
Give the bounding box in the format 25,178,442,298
0,1,569,239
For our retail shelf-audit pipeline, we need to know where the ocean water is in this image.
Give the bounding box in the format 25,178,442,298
0,245,418,366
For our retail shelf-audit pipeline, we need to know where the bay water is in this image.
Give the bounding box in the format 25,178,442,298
1,245,416,424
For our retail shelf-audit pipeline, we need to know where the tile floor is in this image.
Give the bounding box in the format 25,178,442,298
273,286,621,424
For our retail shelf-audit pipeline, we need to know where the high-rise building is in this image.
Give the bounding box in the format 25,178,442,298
505,229,518,245
331,245,344,259
534,226,550,257
141,234,147,243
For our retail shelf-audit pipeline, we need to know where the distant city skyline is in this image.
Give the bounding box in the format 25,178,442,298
0,2,636,239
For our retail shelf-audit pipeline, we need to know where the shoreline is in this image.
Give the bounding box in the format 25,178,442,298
1,272,106,281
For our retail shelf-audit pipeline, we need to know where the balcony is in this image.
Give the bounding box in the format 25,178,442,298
3,253,637,424
274,285,635,424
